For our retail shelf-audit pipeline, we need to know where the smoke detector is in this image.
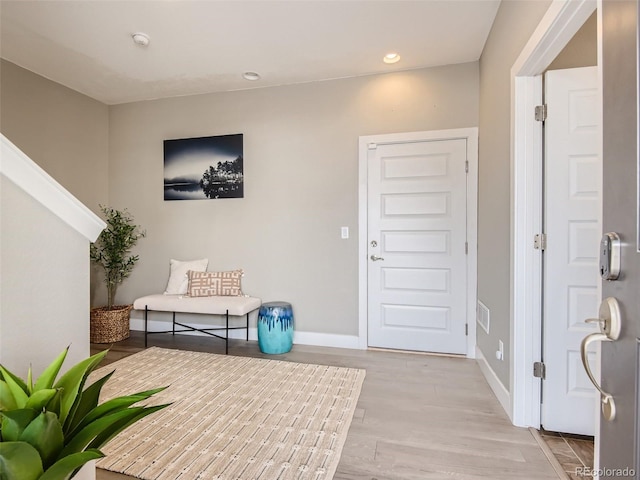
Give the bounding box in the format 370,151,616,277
243,72,261,81
132,32,150,47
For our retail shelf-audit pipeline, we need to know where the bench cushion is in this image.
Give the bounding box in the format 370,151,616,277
133,294,262,317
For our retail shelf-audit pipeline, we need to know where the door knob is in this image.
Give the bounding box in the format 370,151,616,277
580,297,621,421
370,255,385,261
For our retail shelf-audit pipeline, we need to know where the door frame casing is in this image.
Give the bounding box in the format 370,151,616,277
358,128,479,357
510,0,598,429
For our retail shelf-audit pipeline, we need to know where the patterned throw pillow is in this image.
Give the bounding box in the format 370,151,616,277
187,269,244,297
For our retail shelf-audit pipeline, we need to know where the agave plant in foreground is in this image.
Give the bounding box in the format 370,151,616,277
0,348,169,480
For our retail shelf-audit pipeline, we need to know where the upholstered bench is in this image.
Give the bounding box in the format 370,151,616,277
133,294,262,354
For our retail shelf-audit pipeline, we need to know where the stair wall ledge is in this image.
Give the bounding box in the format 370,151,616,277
0,133,105,242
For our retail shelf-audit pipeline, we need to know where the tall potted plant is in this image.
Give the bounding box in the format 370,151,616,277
90,206,145,343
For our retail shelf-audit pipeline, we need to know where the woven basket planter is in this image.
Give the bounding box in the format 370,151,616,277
90,304,132,343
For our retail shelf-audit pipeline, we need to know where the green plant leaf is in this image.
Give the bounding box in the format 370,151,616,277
0,441,44,480
46,390,61,419
0,366,29,397
53,350,108,427
26,366,33,395
19,411,64,470
40,449,104,480
88,403,171,451
24,388,58,412
0,380,18,412
64,370,114,435
67,393,145,438
126,386,169,398
0,409,38,441
34,347,69,392
0,366,28,409
59,407,149,457
69,385,167,436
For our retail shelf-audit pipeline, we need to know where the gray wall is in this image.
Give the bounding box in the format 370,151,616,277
109,64,479,339
0,58,104,380
0,59,110,305
1,55,478,344
0,60,109,212
477,0,552,388
0,177,91,376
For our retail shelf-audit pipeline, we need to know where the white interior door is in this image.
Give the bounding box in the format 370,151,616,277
542,66,600,435
367,137,468,354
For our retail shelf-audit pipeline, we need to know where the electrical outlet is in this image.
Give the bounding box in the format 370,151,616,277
495,340,504,361
341,226,349,239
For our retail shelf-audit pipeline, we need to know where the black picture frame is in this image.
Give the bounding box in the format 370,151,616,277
163,134,244,201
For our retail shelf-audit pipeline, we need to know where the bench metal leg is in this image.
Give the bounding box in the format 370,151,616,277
144,306,148,348
142,306,255,355
225,310,229,354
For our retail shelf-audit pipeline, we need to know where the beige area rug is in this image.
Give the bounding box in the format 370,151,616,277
92,347,366,480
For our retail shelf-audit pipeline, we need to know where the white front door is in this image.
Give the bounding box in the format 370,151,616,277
542,66,600,435
366,136,469,354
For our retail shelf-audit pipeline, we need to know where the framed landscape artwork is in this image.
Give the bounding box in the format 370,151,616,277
163,134,244,200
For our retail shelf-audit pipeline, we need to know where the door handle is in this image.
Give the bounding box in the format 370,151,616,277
581,332,615,421
580,297,621,422
370,255,385,261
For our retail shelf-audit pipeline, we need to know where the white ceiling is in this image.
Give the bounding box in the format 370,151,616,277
0,1,501,105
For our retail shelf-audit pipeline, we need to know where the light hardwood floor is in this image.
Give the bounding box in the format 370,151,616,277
93,332,560,479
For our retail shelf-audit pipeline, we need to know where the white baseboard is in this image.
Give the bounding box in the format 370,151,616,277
293,330,361,349
476,347,511,420
129,317,361,350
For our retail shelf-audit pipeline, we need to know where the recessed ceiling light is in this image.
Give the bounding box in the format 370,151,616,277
383,52,401,64
242,72,261,81
132,32,150,47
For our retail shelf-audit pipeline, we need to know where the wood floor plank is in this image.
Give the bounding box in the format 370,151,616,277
564,437,594,468
94,333,560,479
373,440,558,479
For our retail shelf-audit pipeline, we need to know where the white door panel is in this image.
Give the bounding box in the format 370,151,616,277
543,66,600,435
367,138,468,354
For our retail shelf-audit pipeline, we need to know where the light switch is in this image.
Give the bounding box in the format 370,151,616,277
341,227,349,239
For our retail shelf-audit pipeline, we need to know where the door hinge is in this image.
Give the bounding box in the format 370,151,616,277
465,160,469,173
535,104,547,122
465,324,468,336
465,241,469,254
533,361,546,379
534,233,547,250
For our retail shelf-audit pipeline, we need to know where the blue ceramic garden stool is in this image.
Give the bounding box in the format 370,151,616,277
257,301,294,354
